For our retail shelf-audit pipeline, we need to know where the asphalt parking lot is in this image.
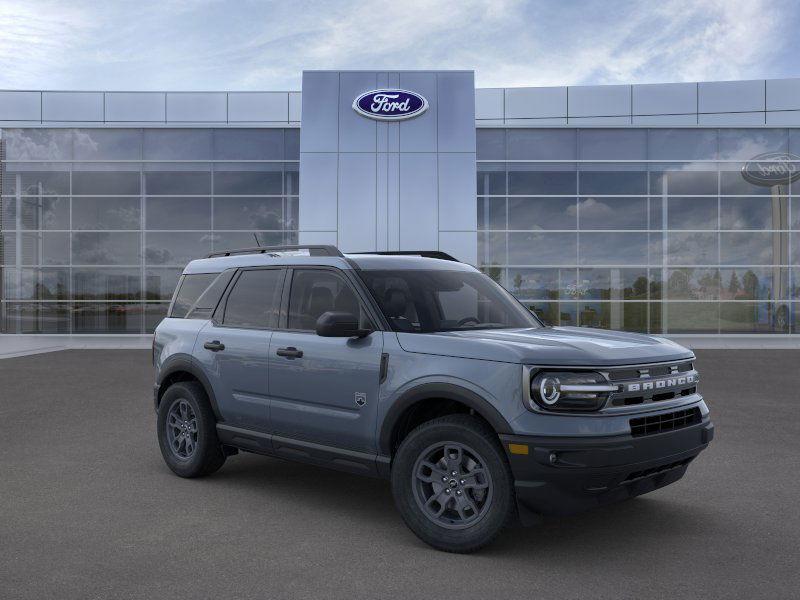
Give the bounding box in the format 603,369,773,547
1,349,799,599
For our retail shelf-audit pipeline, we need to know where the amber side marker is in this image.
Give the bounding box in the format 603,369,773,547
508,443,529,455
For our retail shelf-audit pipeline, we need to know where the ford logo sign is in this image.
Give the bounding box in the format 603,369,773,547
741,152,800,187
352,89,428,121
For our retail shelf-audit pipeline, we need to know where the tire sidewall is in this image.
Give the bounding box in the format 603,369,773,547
391,416,515,552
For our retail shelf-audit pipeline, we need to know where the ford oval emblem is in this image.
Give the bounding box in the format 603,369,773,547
741,152,800,186
352,89,428,121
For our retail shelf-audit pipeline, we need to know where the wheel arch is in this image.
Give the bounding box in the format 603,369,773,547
156,355,222,421
379,383,513,457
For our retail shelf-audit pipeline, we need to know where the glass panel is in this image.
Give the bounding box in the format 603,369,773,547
719,267,784,301
145,232,212,266
507,268,577,300
579,233,649,266
578,197,647,230
73,129,141,160
3,302,71,333
664,302,719,333
284,163,299,196
1,197,16,227
9,170,70,195
478,232,507,267
213,197,284,230
577,268,649,300
508,167,576,195
720,232,775,265
72,268,141,300
72,303,142,333
666,268,720,300
144,171,211,195
579,171,647,195
477,197,506,230
213,169,283,195
578,129,646,160
143,129,213,160
17,232,70,265
285,269,362,331
578,302,647,332
145,268,182,300
145,197,211,230
720,167,780,196
507,129,576,160
171,273,218,318
3,129,73,160
211,231,291,252
524,301,559,325
508,197,576,230
479,265,505,285
719,302,775,333
72,232,140,265
476,129,505,160
285,129,300,159
145,303,170,333
648,129,717,161
667,197,718,230
508,232,577,266
72,171,140,196
718,129,788,160
720,197,786,230
19,196,69,230
666,232,718,265
72,197,140,230
650,169,717,195
213,129,283,160
2,267,69,300
476,165,506,195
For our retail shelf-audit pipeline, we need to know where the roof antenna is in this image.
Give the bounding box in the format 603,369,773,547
253,233,261,247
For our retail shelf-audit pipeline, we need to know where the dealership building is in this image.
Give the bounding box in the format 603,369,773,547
1,70,799,338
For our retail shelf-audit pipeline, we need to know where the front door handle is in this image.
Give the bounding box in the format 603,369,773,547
203,340,225,352
276,346,303,359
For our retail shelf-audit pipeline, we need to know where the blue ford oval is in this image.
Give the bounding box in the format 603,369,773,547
352,89,428,121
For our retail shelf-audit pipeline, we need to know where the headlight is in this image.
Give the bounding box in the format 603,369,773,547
529,371,617,412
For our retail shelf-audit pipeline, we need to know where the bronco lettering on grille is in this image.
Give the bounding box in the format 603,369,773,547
626,373,696,392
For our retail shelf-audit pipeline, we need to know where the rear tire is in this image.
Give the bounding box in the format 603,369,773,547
157,381,226,478
391,414,515,553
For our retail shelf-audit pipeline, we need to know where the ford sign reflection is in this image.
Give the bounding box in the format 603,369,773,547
353,89,428,121
741,152,800,186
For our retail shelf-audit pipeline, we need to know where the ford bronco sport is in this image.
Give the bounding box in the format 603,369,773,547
152,245,713,553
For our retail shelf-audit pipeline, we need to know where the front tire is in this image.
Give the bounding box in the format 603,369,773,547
391,414,515,553
157,381,226,478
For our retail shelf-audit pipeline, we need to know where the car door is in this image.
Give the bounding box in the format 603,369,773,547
195,267,285,432
268,267,383,452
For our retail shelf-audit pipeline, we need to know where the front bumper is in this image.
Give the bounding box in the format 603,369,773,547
500,416,714,521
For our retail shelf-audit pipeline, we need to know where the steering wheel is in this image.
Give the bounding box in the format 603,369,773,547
456,316,481,327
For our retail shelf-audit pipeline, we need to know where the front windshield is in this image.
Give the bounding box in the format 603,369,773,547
358,269,542,333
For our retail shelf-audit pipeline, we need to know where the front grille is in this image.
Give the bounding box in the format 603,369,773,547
629,407,701,437
608,361,693,382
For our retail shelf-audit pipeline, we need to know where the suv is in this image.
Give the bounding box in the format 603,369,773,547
152,245,713,553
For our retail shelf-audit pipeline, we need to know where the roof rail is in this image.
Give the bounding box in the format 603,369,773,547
207,244,345,259
349,250,460,262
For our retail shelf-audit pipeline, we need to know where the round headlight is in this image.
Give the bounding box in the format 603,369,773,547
538,376,561,405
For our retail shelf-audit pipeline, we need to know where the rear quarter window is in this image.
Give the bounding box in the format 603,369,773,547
170,271,233,318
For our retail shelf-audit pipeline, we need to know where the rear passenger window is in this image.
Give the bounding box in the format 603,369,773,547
287,269,369,330
170,273,218,318
222,269,283,329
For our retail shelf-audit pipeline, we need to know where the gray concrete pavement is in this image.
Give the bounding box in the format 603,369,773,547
0,349,798,599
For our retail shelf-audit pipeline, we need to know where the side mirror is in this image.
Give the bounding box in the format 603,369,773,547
315,311,372,338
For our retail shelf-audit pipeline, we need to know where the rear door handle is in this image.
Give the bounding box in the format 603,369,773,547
203,340,225,352
276,346,303,359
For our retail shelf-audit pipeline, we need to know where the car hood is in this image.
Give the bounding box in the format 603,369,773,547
396,326,693,366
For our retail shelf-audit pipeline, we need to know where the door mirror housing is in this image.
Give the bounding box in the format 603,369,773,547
315,311,372,338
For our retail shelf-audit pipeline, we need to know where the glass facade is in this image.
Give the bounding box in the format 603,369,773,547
0,128,299,333
478,128,800,334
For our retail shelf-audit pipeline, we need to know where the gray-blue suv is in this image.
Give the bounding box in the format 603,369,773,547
152,245,713,552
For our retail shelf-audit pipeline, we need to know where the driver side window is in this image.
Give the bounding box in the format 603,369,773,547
286,269,370,331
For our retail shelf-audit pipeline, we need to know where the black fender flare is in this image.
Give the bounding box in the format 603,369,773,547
378,382,513,456
156,355,222,421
